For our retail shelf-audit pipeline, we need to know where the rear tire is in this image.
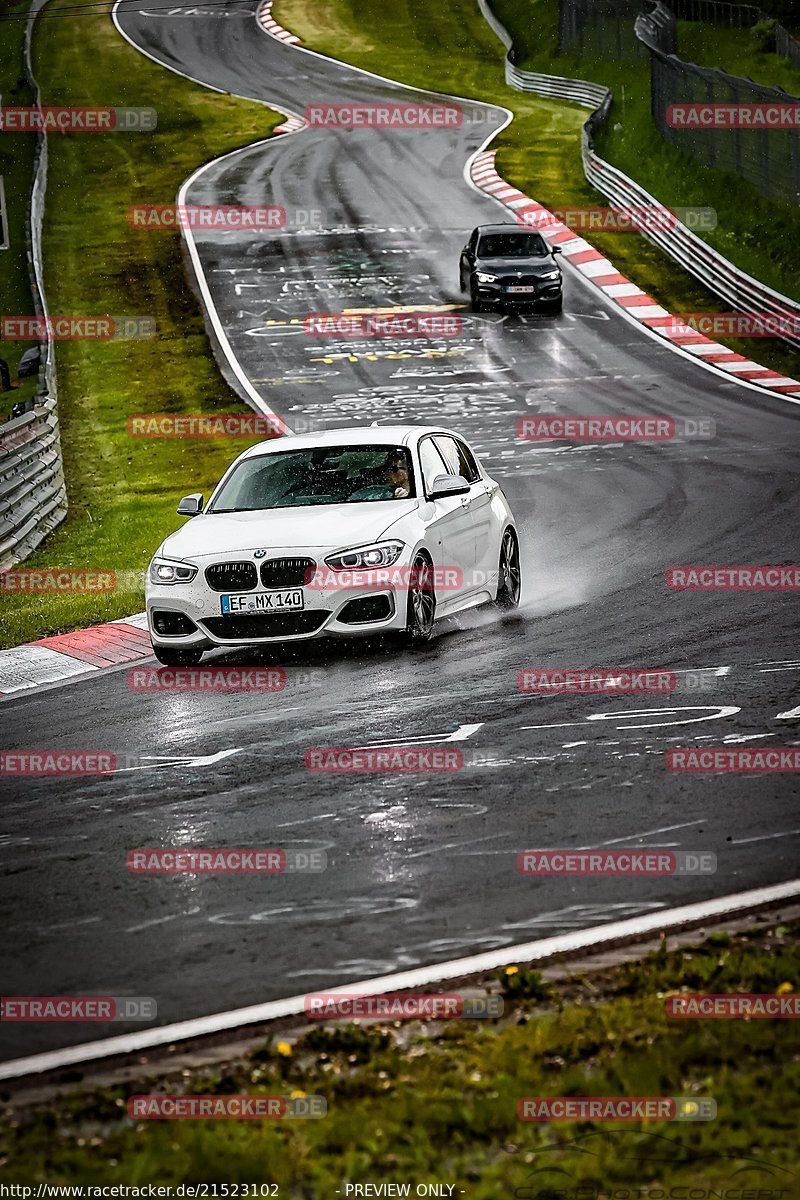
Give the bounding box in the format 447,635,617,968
495,528,521,610
400,554,436,646
152,644,204,666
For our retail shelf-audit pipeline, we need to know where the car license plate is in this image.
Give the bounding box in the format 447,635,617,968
221,589,304,615
506,285,536,294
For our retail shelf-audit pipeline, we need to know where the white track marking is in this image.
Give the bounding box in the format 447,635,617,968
356,723,484,748
522,705,741,732
125,906,201,934
406,832,509,860
274,812,338,827
776,705,800,719
114,749,243,773
730,829,800,846
576,819,706,850
2,879,798,1081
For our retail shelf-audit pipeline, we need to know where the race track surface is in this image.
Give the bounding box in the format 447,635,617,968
1,0,799,1063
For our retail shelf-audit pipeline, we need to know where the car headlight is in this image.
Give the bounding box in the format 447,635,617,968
476,272,498,284
325,541,405,570
149,556,198,584
541,270,561,281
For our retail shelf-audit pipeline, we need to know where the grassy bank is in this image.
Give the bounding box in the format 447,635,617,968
0,2,282,648
0,0,40,414
277,0,799,377
678,18,800,94
2,921,798,1191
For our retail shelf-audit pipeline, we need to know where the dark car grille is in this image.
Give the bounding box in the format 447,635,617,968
499,275,548,289
202,612,329,640
205,561,258,592
260,557,316,588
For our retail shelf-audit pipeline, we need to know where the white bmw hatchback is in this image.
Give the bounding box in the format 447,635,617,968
146,425,520,664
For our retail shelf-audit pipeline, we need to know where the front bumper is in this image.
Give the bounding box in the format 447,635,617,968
146,557,411,647
473,278,562,306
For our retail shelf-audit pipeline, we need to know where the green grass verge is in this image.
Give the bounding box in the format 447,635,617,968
0,1,283,649
0,0,40,413
275,0,799,381
2,922,798,1192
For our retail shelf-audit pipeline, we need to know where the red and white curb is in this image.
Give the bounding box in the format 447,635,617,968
253,1,308,133
273,112,308,134
255,0,301,46
471,150,800,400
0,613,151,699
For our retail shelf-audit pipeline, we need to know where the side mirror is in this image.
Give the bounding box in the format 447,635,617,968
429,474,470,499
552,245,562,255
177,493,203,516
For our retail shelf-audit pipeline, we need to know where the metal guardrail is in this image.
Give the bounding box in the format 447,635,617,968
635,0,677,53
581,134,800,351
480,0,800,352
0,0,68,573
0,401,67,567
506,62,609,109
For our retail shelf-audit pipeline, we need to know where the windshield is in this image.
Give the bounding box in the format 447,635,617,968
209,444,416,512
477,232,548,258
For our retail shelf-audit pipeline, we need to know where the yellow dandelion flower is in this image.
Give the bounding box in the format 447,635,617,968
776,981,793,995
276,1041,293,1057
505,966,519,976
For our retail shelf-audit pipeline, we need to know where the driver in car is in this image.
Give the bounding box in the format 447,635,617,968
382,450,410,498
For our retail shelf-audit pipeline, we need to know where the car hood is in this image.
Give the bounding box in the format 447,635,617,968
477,256,559,275
160,501,419,559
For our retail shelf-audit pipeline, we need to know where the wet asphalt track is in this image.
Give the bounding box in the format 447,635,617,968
1,0,799,1063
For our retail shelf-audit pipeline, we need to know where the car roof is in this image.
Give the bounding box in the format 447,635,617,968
474,224,535,234
241,424,466,459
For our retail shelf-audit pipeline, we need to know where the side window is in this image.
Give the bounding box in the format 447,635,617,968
418,438,450,494
432,436,460,476
433,435,479,483
454,439,481,483
468,229,478,253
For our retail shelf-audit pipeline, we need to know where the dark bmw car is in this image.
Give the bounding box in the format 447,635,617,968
459,224,563,312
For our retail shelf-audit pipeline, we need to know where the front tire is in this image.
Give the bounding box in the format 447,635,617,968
400,554,436,646
495,528,521,610
152,644,204,666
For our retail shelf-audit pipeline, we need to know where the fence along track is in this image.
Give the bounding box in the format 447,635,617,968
0,0,67,573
